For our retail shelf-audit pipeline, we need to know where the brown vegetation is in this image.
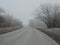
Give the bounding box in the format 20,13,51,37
35,28,60,44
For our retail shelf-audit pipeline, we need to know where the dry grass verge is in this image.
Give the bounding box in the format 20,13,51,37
0,26,22,34
36,28,60,44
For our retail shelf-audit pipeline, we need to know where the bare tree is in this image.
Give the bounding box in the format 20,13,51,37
0,8,23,28
33,4,60,28
29,19,47,28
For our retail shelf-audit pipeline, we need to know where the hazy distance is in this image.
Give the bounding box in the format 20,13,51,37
0,0,60,25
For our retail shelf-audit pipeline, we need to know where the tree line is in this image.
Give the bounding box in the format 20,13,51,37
30,3,60,28
0,8,23,28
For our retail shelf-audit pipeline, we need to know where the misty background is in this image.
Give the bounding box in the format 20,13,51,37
0,0,60,44
0,0,60,25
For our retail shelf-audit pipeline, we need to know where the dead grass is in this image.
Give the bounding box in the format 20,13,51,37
0,26,22,34
36,28,60,44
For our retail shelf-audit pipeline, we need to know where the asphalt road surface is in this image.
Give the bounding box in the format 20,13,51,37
0,26,59,45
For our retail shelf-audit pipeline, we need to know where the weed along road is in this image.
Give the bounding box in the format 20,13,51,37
0,26,59,45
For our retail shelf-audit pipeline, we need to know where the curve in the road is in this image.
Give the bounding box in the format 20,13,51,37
0,26,59,45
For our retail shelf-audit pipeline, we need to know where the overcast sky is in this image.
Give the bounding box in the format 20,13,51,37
0,0,60,25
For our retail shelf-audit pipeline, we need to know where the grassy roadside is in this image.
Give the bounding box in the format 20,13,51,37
0,26,23,34
36,28,60,44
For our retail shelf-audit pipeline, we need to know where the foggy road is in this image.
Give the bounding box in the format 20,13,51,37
0,26,59,45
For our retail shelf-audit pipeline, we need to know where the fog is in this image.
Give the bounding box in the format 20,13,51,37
0,0,60,25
